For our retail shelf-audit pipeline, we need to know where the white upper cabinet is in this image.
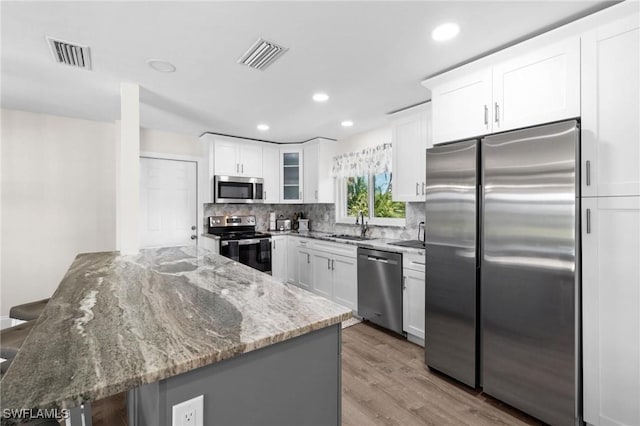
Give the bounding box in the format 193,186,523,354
238,144,263,177
391,103,432,202
213,139,239,176
304,138,336,204
493,37,580,132
582,196,640,426
213,137,263,177
262,145,280,203
431,69,492,144
280,147,304,203
582,13,640,197
426,37,580,144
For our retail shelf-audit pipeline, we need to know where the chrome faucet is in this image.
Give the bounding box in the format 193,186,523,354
355,211,369,238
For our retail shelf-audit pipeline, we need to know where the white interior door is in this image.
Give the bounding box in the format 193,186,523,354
140,157,197,248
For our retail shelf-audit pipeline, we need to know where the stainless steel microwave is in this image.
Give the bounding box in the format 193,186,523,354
214,175,264,204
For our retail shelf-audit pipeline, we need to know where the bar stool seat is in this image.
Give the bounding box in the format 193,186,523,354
0,320,36,358
9,298,49,321
0,356,13,376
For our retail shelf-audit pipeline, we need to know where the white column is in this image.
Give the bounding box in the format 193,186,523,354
118,83,140,254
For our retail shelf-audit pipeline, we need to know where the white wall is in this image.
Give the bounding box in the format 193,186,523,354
335,125,392,154
140,128,204,157
0,109,117,316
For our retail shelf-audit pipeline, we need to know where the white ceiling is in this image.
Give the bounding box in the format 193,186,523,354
1,1,615,143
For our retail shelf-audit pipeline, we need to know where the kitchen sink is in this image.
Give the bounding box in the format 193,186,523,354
329,234,376,241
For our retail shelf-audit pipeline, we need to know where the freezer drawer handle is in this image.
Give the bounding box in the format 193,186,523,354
586,208,591,234
586,160,591,186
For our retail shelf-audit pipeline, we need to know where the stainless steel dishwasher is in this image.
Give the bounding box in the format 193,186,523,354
357,247,403,334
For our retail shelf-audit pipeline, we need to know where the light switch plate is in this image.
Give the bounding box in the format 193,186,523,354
172,394,204,426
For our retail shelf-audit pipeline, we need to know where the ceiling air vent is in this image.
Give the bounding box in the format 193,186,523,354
46,37,92,70
237,37,288,71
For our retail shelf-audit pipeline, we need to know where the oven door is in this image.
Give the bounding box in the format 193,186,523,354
214,176,264,204
220,238,272,273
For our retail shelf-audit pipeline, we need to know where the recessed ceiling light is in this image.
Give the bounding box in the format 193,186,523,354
312,93,329,102
432,23,460,42
341,120,354,127
257,124,270,131
146,59,176,73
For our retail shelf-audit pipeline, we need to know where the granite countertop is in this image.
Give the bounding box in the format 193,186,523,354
202,230,425,255
270,230,427,255
0,246,351,411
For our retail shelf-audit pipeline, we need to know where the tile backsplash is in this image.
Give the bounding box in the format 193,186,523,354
203,202,425,240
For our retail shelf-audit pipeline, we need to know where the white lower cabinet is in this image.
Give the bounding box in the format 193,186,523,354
582,196,640,426
286,237,299,285
294,238,314,291
270,236,287,282
199,236,219,254
403,254,425,346
312,251,333,299
288,238,358,313
331,254,358,312
296,247,313,292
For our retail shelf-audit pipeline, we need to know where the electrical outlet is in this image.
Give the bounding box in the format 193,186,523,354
172,395,204,426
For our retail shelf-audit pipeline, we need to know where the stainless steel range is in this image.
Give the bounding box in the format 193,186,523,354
207,215,271,273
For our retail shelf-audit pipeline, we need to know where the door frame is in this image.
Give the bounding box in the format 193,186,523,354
140,151,207,243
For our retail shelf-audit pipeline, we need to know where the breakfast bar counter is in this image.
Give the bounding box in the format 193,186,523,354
0,246,351,425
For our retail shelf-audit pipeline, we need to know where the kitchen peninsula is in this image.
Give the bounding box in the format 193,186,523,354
0,246,351,425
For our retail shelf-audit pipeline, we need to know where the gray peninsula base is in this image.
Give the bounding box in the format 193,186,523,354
127,324,341,426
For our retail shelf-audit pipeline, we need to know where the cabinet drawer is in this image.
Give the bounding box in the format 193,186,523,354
404,253,426,272
313,240,357,258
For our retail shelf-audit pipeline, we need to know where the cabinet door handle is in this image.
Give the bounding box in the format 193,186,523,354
327,258,331,270
586,160,591,186
307,253,310,264
422,182,425,195
586,208,591,234
241,163,244,174
331,259,335,270
484,105,488,126
264,190,267,200
299,191,302,200
403,276,407,291
416,182,419,195
315,190,318,200
274,240,276,250
494,102,500,124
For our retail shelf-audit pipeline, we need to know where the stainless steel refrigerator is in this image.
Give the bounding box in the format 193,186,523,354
424,120,580,425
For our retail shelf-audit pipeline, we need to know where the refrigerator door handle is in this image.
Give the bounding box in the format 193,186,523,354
586,208,591,234
586,160,591,186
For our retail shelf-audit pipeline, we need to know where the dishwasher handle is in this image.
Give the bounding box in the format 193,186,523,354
367,256,389,263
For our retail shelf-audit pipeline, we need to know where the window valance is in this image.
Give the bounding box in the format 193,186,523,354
331,143,392,178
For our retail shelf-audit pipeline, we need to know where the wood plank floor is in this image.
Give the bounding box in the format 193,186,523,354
341,323,542,426
93,322,542,425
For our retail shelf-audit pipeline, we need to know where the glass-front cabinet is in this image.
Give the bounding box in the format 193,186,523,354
280,148,303,203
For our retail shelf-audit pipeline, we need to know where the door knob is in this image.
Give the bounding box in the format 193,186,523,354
191,235,197,240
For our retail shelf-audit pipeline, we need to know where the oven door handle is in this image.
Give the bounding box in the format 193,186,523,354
221,238,270,246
